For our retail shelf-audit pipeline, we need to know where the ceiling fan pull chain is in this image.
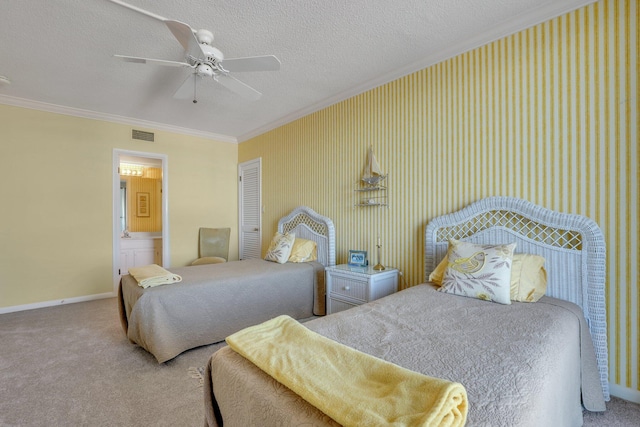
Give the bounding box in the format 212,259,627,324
193,75,198,104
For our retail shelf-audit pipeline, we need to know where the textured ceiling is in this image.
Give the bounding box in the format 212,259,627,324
0,0,594,142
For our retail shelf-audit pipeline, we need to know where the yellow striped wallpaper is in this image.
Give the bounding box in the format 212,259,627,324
240,0,638,399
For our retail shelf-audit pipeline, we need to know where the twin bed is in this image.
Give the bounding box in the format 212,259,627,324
203,197,609,427
118,206,335,363
118,197,609,425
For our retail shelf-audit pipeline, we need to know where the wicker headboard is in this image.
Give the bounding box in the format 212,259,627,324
425,196,609,400
278,206,336,268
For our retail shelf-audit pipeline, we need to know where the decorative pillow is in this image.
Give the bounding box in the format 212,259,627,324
430,252,547,303
438,239,516,304
288,238,318,263
510,254,547,302
264,232,296,264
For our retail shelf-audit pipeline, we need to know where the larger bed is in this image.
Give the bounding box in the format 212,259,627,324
204,197,609,426
118,206,336,363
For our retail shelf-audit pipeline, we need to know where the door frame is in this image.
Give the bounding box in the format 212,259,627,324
112,149,170,292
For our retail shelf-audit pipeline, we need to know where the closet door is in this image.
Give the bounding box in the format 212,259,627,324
238,158,262,259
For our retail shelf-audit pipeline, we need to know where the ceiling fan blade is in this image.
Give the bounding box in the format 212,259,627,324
106,0,168,21
220,55,281,72
165,20,205,62
215,74,262,101
173,73,200,100
114,55,193,68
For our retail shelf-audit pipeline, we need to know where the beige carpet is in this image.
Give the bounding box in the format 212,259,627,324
0,298,225,426
1,297,638,426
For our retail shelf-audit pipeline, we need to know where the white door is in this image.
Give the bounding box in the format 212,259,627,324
238,158,262,259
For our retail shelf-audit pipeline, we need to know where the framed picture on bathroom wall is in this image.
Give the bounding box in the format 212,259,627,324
136,192,150,217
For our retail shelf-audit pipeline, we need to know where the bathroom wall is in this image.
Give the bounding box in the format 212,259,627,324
123,167,163,232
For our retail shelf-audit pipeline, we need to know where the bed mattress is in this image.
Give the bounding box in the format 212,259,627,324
119,259,325,363
205,284,604,426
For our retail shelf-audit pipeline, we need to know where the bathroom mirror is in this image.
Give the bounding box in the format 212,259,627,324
118,155,163,235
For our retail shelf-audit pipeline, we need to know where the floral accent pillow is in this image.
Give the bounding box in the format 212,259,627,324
430,253,547,302
438,239,516,304
264,232,296,264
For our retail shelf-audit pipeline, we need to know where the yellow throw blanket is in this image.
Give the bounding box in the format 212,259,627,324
226,315,468,427
128,264,182,289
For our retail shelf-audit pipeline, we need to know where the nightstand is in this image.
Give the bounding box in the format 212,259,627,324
326,264,398,314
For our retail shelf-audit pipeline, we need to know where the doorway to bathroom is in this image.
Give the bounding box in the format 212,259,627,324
112,149,169,292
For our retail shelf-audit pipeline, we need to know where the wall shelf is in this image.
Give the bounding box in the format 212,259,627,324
354,177,388,207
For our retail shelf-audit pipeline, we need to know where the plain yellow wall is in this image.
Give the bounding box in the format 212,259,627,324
0,105,238,307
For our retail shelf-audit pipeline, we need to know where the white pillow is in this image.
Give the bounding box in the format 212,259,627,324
438,239,516,305
264,232,296,264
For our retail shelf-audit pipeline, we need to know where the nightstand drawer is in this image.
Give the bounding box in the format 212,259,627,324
325,265,398,314
328,297,359,313
330,275,367,301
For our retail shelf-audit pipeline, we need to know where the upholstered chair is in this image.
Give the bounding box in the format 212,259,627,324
190,227,230,265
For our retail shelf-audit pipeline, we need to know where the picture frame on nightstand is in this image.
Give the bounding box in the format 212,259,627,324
348,250,368,267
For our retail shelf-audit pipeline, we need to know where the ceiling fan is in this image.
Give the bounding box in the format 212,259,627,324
107,0,280,102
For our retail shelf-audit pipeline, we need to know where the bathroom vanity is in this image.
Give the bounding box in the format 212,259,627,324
119,234,162,279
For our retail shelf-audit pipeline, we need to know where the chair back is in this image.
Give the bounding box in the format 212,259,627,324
199,227,230,260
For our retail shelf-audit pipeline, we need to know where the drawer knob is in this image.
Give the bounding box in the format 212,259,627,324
343,286,350,290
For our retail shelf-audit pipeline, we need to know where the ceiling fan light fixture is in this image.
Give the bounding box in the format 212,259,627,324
200,44,224,63
196,64,215,77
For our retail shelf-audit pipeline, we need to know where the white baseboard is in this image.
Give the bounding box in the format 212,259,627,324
609,384,640,404
0,292,116,315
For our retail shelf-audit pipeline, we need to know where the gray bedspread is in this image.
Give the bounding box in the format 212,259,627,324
118,259,325,363
205,284,605,427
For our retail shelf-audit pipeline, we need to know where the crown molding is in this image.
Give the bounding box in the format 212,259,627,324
0,94,238,144
236,0,596,143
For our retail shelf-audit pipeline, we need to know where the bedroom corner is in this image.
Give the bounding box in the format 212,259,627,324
238,0,638,402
